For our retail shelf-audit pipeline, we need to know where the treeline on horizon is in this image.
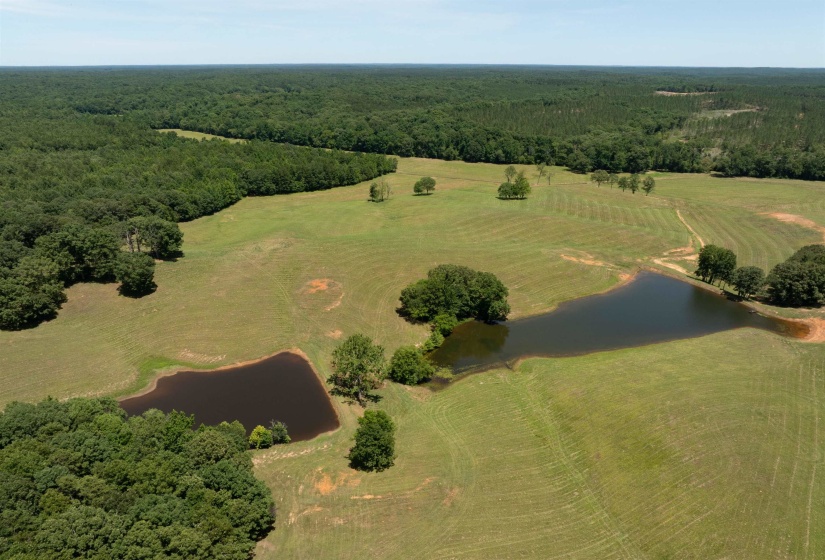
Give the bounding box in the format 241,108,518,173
0,112,396,329
4,65,822,179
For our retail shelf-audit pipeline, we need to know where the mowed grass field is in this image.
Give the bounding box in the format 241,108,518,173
1,157,824,557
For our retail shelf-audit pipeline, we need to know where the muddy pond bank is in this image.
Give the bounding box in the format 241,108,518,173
120,351,339,442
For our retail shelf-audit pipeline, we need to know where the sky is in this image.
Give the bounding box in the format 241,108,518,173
1,0,823,67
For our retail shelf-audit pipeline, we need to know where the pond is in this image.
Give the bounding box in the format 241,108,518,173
428,272,805,373
120,352,339,442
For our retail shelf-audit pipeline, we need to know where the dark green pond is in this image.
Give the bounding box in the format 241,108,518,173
120,352,339,442
429,272,804,373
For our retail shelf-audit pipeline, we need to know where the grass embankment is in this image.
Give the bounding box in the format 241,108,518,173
1,158,824,557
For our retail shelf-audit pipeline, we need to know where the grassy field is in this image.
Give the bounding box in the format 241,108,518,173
1,157,824,558
156,128,248,143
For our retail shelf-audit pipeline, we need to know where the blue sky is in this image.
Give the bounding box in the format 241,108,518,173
1,0,823,67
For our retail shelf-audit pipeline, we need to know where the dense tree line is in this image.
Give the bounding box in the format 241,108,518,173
0,397,274,559
694,244,825,307
2,66,823,182
0,114,396,329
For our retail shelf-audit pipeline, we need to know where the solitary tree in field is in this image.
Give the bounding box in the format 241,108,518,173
329,334,386,406
535,162,547,185
504,165,517,184
369,178,391,202
608,173,619,189
642,176,656,195
591,170,609,188
413,176,436,195
347,410,396,472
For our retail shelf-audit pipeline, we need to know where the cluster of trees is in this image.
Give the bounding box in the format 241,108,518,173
248,421,290,449
0,114,396,330
498,166,532,199
0,397,274,559
399,264,511,327
590,170,656,195
766,245,825,307
694,244,825,306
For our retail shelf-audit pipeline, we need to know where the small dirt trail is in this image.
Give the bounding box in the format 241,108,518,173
676,209,705,249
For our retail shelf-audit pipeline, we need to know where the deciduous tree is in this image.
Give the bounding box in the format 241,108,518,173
413,176,436,195
731,266,766,299
591,170,609,187
347,410,396,472
642,176,656,195
388,346,435,385
329,334,386,406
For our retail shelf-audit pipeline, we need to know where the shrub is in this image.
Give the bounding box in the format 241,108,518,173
347,410,396,472
388,346,435,385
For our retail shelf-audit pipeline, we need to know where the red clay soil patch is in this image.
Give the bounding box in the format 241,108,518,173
798,318,825,343
763,213,825,243
299,278,345,311
314,470,360,496
304,278,334,293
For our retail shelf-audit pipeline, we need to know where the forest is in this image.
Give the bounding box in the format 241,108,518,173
3,66,822,178
0,397,274,559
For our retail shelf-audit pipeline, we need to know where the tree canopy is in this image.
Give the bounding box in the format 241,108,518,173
347,410,396,472
413,176,436,195
329,334,387,406
0,397,274,559
766,245,825,307
399,264,510,323
388,346,435,385
695,245,737,285
731,266,766,300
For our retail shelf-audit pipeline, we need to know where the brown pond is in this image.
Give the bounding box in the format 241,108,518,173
428,272,808,375
120,352,339,442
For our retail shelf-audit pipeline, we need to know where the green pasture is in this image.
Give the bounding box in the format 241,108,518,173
156,128,248,143
1,157,824,558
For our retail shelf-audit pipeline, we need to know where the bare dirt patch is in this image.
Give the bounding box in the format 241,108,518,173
326,329,343,339
763,213,825,243
442,487,460,506
304,278,333,293
797,318,825,343
299,278,345,311
314,470,360,496
652,259,690,275
560,253,612,268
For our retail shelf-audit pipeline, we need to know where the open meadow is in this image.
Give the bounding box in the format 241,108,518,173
1,157,824,558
